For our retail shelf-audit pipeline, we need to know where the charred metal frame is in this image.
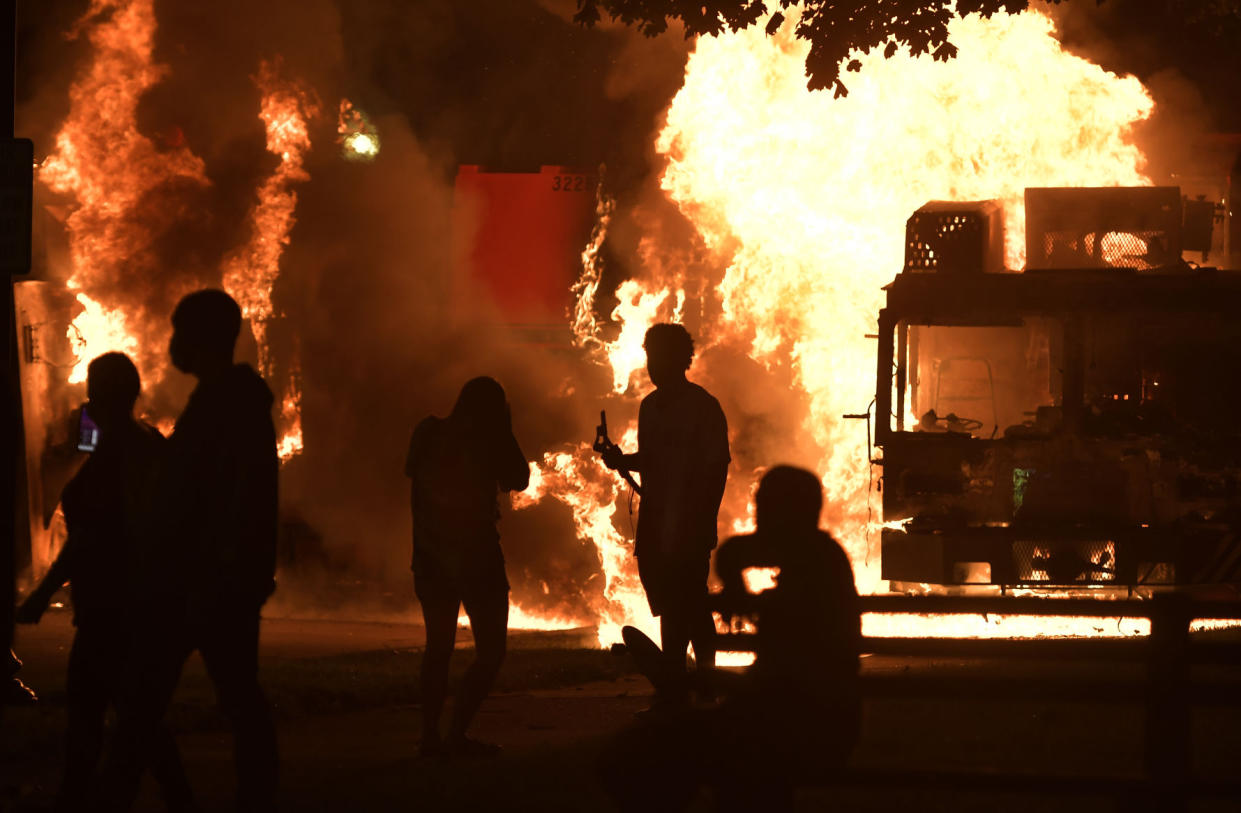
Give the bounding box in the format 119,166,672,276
875,267,1241,588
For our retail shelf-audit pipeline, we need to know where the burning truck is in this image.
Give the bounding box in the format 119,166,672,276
875,185,1241,592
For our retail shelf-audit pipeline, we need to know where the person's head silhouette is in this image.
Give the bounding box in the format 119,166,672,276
169,289,242,378
755,465,823,535
643,323,693,389
450,376,509,429
86,352,140,434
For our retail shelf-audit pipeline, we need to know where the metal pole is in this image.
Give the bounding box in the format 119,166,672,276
1,0,17,677
1143,592,1192,812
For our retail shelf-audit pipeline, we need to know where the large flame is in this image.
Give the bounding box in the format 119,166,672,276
41,2,313,464
526,8,1169,643
221,60,317,365
40,0,209,386
655,8,1152,600
221,62,317,461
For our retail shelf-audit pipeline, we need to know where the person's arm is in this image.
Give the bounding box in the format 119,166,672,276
15,549,71,624
496,425,530,493
16,494,80,624
600,447,641,472
223,413,279,605
602,400,644,473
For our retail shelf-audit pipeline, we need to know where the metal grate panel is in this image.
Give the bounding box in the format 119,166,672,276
904,200,1004,275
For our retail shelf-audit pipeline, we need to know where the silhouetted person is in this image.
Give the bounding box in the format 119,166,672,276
17,353,195,812
602,465,860,813
99,290,278,812
405,377,529,757
601,323,728,703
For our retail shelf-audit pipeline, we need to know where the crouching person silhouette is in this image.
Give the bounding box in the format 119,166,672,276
406,377,529,758
602,465,860,813
98,290,279,812
17,353,195,812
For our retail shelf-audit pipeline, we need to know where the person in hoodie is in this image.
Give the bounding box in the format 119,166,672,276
405,376,529,758
99,289,278,812
17,352,195,813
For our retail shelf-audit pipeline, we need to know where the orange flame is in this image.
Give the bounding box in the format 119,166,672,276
656,8,1153,609
514,444,654,646
40,0,209,387
65,293,140,384
221,61,318,461
526,9,1181,643
222,60,316,369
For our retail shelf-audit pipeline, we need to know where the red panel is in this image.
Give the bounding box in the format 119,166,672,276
453,165,595,324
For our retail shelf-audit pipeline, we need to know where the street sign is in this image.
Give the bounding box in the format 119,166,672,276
0,138,32,275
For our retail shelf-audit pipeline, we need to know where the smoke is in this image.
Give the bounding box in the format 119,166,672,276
1046,0,1234,185
20,0,822,626
127,0,696,622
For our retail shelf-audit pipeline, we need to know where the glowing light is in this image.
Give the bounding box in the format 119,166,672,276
344,132,379,158
863,613,1150,638
508,603,588,631
337,98,380,162
742,566,779,593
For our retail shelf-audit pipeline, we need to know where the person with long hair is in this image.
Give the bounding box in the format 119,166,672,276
405,377,529,757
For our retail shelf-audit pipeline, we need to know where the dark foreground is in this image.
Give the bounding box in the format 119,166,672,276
4,613,1240,812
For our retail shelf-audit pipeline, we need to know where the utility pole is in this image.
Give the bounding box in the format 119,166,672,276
2,0,25,680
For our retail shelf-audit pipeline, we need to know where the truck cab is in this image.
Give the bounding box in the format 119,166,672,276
876,188,1241,590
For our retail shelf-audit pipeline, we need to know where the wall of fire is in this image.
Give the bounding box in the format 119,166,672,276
11,165,598,584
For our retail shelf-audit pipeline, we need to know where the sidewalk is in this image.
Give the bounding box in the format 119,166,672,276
5,612,1241,812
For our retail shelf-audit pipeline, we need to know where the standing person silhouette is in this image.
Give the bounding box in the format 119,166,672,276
98,290,278,812
17,353,194,813
405,376,529,757
601,323,729,706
